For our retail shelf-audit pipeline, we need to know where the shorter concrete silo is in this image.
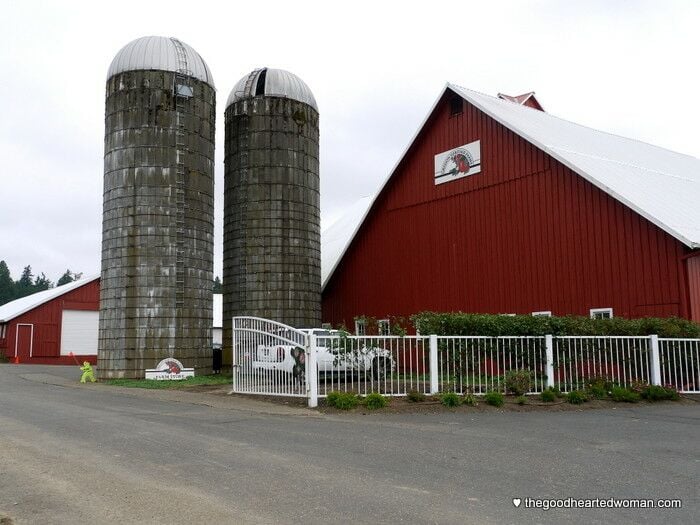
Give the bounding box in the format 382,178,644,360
223,67,321,343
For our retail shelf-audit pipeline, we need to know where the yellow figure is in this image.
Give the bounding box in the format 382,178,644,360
80,362,96,383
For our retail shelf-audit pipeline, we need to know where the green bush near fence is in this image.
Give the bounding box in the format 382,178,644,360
484,391,504,407
540,388,558,402
610,386,640,403
640,385,680,401
462,393,478,406
326,391,359,410
407,390,427,402
567,390,589,404
411,312,700,337
363,393,390,410
440,392,461,407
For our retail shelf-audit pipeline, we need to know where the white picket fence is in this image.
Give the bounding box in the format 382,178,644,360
231,318,700,407
312,335,700,405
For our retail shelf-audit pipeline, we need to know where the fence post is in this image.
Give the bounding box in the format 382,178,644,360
429,335,439,394
307,333,318,408
231,318,237,393
545,335,554,388
649,334,661,386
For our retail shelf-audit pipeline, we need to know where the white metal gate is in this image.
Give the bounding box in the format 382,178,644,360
232,317,316,402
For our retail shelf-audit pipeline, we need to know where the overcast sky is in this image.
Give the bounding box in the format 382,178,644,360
1,0,698,283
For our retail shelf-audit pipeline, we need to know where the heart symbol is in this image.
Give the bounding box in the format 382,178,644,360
513,498,522,508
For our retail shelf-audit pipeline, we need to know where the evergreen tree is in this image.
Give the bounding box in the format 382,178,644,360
34,273,52,291
0,261,14,306
212,276,222,293
57,269,74,286
15,265,35,299
18,265,33,288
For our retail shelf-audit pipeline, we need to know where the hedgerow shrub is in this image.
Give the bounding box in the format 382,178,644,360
505,369,533,395
516,395,527,405
363,393,389,410
411,312,700,337
484,391,504,407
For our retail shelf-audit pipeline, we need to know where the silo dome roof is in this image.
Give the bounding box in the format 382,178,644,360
227,68,317,111
107,36,214,87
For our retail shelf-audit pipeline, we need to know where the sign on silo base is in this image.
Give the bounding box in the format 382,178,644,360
145,358,194,380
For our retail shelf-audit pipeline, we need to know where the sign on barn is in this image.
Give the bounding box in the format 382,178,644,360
434,140,481,185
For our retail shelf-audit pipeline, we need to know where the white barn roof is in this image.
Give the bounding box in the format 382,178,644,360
321,84,700,290
0,274,100,323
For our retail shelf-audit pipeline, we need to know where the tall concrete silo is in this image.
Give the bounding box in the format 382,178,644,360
223,68,321,340
99,36,215,379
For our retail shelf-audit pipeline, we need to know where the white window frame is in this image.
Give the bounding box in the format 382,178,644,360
0,323,6,339
590,308,613,319
532,311,552,317
354,319,366,336
377,319,390,336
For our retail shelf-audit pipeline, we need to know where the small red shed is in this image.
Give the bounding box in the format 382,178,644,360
321,85,700,328
0,275,100,365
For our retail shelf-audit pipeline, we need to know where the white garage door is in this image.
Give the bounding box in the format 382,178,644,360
60,310,99,356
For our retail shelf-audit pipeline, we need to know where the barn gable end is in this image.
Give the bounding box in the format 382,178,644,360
322,88,694,327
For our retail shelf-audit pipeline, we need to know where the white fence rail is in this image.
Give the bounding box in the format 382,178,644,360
659,338,700,393
231,318,700,407
551,336,653,391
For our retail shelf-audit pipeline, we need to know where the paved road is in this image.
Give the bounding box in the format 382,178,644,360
0,364,697,524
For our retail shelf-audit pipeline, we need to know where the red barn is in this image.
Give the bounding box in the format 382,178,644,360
0,275,100,364
322,85,700,329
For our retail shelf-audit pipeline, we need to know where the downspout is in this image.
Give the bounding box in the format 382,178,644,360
679,249,700,320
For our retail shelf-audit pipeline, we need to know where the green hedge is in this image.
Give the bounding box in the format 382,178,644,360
411,312,700,338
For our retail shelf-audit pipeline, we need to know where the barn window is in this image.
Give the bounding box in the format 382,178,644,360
449,95,463,116
0,323,5,339
590,308,613,319
377,319,390,336
354,319,366,336
532,311,552,317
